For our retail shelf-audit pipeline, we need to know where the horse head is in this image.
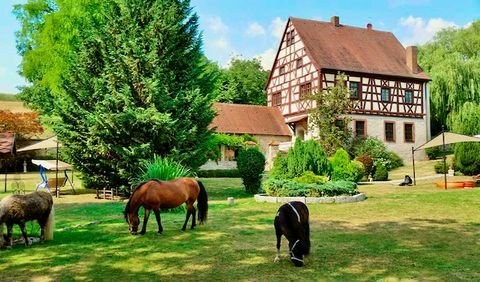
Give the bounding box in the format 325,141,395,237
125,212,139,235
289,239,308,267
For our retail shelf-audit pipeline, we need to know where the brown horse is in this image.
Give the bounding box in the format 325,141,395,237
124,178,208,235
0,191,55,248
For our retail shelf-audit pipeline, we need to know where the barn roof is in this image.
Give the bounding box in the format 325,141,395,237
0,132,16,155
289,17,430,80
210,103,292,136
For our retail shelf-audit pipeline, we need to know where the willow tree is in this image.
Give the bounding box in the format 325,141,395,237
15,0,216,191
451,102,480,175
418,20,480,134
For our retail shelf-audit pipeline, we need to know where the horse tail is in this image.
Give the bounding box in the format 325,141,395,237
196,180,208,224
44,205,55,241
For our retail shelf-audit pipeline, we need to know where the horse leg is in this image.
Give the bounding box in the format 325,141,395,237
38,219,47,241
6,223,14,248
153,209,163,234
18,222,29,247
140,209,151,235
274,221,282,262
182,205,192,231
191,206,197,229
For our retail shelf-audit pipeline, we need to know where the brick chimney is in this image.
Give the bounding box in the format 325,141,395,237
366,23,372,30
331,16,339,26
406,46,419,73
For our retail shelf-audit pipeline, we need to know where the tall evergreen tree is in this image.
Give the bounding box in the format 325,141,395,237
17,0,216,191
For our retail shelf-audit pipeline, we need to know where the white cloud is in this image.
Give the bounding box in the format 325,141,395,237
254,48,276,70
463,21,473,29
245,22,266,37
399,16,458,46
211,37,230,50
206,16,229,34
270,17,287,39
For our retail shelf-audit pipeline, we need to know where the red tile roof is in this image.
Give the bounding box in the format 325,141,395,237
210,103,292,136
290,17,430,80
0,132,16,155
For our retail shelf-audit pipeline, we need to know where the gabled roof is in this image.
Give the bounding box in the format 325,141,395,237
0,132,16,155
210,103,292,136
288,17,429,80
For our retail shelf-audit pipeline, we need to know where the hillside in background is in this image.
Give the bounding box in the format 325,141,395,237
0,93,32,112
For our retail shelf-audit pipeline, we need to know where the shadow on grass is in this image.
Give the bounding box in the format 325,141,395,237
0,199,479,281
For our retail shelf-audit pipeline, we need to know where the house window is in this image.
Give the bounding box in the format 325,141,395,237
381,88,390,102
299,82,312,99
350,82,361,99
404,123,414,143
405,90,413,104
272,92,282,106
296,58,303,69
279,66,285,75
385,122,395,142
286,30,295,46
355,120,366,137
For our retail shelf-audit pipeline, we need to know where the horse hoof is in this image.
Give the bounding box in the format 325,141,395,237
274,257,280,263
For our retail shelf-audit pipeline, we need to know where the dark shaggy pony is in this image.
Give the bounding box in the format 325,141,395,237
0,191,54,248
274,201,310,267
124,178,208,235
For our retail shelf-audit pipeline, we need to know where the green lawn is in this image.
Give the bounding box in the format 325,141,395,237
1,177,479,281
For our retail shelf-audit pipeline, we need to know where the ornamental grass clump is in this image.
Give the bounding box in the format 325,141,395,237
137,155,192,182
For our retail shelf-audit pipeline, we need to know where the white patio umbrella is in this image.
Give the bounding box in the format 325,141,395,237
412,131,480,189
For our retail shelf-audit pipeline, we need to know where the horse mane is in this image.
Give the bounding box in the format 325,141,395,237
123,179,162,222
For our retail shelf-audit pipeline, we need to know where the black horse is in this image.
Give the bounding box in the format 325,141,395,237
274,201,310,267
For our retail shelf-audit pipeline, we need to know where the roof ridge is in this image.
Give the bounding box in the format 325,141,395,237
213,102,276,109
290,16,392,34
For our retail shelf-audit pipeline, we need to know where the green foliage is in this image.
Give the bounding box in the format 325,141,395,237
434,161,448,174
286,139,331,178
305,73,353,155
452,102,480,175
418,20,480,133
373,163,389,181
204,133,255,161
356,155,374,177
425,146,453,160
16,0,216,191
269,153,289,179
293,171,329,184
262,178,358,197
351,160,365,182
197,169,240,178
331,148,357,182
136,155,192,183
213,58,269,105
237,148,266,194
353,136,403,170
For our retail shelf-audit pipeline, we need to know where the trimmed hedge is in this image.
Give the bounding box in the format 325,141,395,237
197,169,240,178
373,163,388,181
262,178,358,197
237,148,266,194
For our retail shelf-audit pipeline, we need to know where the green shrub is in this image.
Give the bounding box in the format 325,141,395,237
293,171,329,184
331,148,356,182
136,155,192,182
262,178,358,197
351,160,365,182
237,148,266,194
356,155,374,177
353,136,403,170
434,161,448,174
197,169,240,178
454,143,480,175
269,153,289,179
287,139,331,178
373,163,388,181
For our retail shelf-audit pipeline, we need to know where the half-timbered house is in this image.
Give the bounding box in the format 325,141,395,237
265,16,431,160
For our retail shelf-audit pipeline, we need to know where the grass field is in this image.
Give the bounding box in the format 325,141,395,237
0,173,479,281
0,93,33,113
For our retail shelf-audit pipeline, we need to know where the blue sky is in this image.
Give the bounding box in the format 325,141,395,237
1,0,479,94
